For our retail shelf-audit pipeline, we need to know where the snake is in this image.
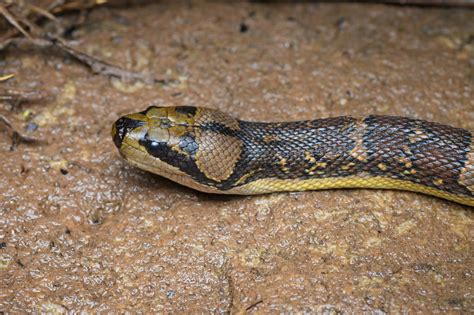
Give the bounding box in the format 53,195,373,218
111,106,474,206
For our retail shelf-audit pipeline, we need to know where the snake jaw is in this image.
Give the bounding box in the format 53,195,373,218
112,115,146,149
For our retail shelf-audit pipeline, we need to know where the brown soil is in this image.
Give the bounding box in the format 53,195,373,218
1,2,473,313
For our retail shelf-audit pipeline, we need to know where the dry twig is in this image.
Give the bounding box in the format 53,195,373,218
0,1,173,85
47,34,170,84
0,114,43,149
0,87,47,103
0,73,15,82
0,4,33,41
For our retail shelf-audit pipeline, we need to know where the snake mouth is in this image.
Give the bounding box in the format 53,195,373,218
112,116,146,149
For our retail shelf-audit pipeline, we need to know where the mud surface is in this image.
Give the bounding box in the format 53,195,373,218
1,2,473,313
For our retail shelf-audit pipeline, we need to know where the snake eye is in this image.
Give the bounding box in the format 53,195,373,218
149,141,162,152
140,139,169,158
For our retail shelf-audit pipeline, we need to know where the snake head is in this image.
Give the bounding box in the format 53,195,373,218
112,105,243,193
111,106,201,160
112,106,222,191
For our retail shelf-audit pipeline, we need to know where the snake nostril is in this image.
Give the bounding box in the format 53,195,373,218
112,117,145,148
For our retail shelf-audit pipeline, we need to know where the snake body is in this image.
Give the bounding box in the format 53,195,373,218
112,106,474,206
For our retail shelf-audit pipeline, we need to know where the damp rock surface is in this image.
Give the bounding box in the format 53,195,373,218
0,2,473,313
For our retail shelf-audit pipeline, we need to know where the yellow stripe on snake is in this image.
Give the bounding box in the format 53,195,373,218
112,106,474,206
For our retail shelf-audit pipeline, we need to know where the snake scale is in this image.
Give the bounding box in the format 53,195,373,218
112,106,474,206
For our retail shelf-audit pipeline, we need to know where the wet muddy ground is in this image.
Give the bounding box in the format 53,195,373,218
1,2,473,313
